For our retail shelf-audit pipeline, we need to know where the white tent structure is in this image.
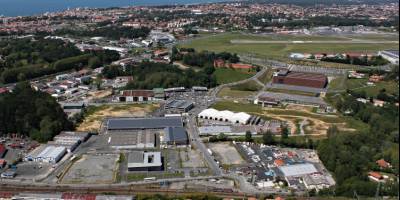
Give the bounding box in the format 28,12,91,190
198,108,251,124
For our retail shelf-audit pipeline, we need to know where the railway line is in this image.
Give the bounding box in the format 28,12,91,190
0,184,251,199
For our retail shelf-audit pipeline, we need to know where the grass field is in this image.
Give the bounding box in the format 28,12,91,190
180,32,399,61
213,68,255,84
257,68,274,84
328,76,399,97
265,88,317,97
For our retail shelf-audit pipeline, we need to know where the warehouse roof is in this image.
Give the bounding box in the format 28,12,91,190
37,146,66,159
279,163,318,177
163,127,188,143
284,71,327,82
107,117,183,130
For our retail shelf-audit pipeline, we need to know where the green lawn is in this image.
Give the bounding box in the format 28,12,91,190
353,81,399,97
329,77,399,97
213,68,255,84
265,88,317,97
230,80,262,91
180,32,399,62
258,68,274,84
217,88,256,98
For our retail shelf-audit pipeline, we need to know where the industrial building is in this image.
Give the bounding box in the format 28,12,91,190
164,100,194,113
272,69,328,88
279,163,318,177
25,146,67,164
127,151,163,171
378,50,399,64
198,108,252,124
109,131,157,149
255,92,327,107
49,131,90,152
162,127,189,146
107,117,183,131
114,90,156,102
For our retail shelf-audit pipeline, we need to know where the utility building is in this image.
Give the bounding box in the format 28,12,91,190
127,151,163,171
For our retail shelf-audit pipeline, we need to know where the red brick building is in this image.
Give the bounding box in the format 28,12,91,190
272,70,328,88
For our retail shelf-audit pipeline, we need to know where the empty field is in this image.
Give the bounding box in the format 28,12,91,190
61,154,118,184
208,142,245,165
76,104,158,132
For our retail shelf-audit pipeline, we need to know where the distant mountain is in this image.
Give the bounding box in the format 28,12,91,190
247,0,399,5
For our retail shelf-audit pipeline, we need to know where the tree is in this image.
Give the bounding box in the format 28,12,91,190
262,130,275,145
245,131,253,142
281,125,289,140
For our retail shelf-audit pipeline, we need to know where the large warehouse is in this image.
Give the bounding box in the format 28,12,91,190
272,69,328,88
198,108,251,124
107,117,183,131
127,151,163,171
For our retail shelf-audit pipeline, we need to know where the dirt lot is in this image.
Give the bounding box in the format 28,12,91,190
180,148,206,168
76,104,158,132
261,105,352,136
209,142,245,165
61,154,118,184
86,89,113,101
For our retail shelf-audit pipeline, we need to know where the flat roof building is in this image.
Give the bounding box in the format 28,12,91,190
164,100,194,113
162,127,188,146
255,92,327,107
128,151,163,171
109,132,156,149
279,163,318,177
107,117,183,131
272,70,328,88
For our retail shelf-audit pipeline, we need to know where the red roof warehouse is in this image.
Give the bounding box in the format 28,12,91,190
272,69,328,88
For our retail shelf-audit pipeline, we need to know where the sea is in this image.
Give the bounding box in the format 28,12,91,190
0,0,233,17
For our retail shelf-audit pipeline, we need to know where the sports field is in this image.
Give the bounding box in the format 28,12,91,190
179,32,399,61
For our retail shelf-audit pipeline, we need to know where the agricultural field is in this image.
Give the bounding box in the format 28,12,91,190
76,104,158,132
180,32,399,62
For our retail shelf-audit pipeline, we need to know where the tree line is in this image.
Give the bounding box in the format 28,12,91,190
54,26,151,40
102,61,217,89
0,83,72,142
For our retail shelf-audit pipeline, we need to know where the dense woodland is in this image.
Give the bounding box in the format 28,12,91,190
0,83,72,142
102,61,217,89
0,38,120,84
54,26,151,40
172,47,240,67
315,69,399,197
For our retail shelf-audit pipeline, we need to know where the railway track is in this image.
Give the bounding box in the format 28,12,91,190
0,184,250,199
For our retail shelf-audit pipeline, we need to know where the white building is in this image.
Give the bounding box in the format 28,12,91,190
198,108,251,124
378,50,399,64
26,146,66,164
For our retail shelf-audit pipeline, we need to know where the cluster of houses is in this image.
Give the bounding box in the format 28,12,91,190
368,159,394,183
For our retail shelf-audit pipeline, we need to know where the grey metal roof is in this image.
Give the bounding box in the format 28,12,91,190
107,117,183,130
279,163,318,177
164,127,188,142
